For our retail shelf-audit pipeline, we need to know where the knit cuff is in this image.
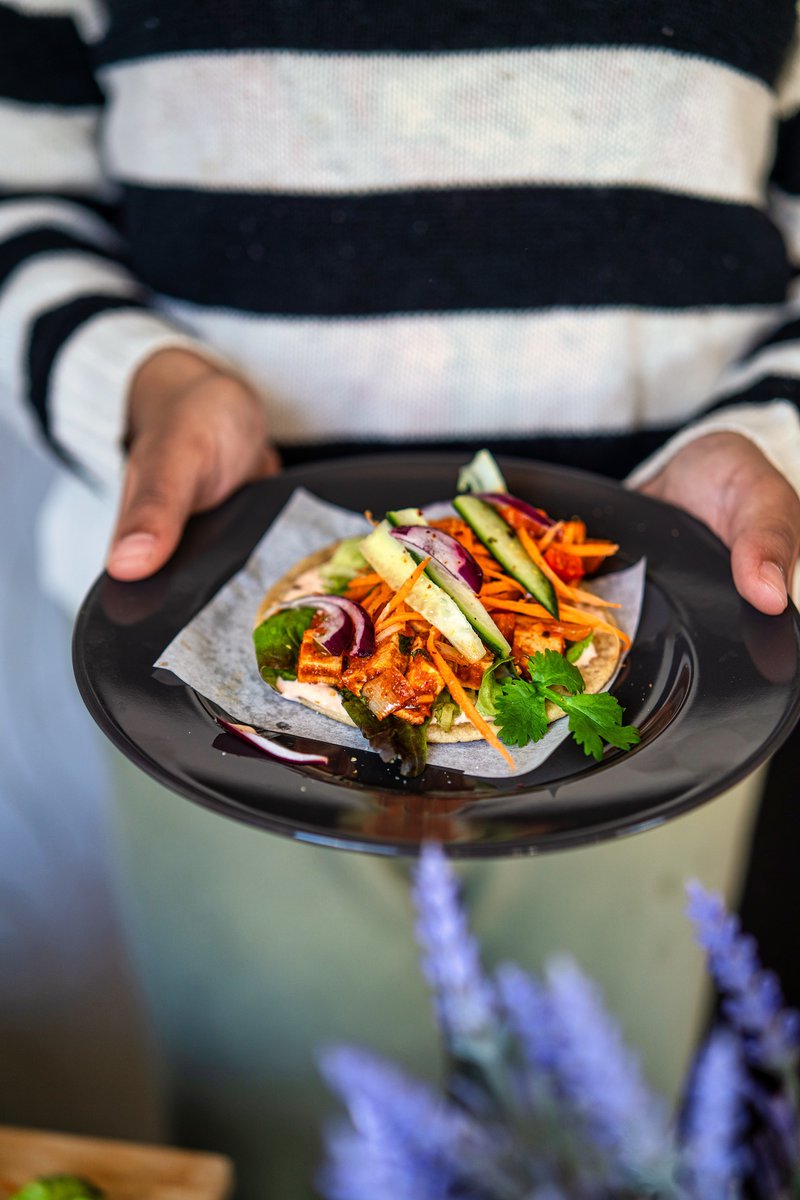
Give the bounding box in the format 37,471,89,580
49,307,239,491
625,399,800,501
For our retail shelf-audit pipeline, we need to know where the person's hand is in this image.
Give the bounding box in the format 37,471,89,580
106,348,279,581
637,431,800,615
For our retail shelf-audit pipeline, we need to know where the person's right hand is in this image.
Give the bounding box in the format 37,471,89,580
106,348,279,581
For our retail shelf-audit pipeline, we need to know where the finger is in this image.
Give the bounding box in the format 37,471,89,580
726,475,800,616
106,431,208,581
255,443,282,479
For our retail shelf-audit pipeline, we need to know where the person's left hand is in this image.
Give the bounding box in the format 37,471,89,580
637,431,800,615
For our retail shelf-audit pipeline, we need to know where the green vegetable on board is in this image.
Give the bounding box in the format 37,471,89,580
11,1175,104,1200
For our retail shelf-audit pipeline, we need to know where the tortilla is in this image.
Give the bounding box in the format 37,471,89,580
255,540,622,741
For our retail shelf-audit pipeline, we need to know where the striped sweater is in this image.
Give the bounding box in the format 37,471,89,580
3,0,800,591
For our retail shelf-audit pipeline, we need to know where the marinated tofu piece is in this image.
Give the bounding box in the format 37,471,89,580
457,650,494,691
362,666,417,719
391,640,447,723
295,627,345,686
341,634,410,693
490,610,516,641
392,702,430,725
512,618,565,675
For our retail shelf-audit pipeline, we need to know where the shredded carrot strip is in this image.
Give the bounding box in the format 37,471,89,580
428,636,516,769
560,604,631,649
536,520,563,552
557,541,620,557
517,526,582,601
479,566,515,582
376,556,431,626
560,519,586,545
345,571,385,590
480,578,526,595
435,643,471,665
484,597,555,619
362,583,392,616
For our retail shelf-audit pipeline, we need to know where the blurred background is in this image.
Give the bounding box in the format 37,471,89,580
0,425,164,1142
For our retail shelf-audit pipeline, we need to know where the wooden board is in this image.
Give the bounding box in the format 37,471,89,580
0,1127,232,1200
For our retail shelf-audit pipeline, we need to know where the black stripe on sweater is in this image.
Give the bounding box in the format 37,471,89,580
122,184,792,316
95,0,795,86
0,228,124,288
276,429,683,483
704,375,800,414
0,8,103,107
26,293,147,463
0,191,121,229
771,112,800,197
746,317,800,357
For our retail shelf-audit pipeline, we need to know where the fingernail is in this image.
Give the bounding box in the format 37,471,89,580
108,532,156,572
759,561,787,601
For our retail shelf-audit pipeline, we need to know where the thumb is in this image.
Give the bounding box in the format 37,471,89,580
107,431,204,581
725,472,800,616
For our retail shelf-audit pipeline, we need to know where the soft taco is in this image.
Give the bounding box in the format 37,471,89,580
252,454,638,776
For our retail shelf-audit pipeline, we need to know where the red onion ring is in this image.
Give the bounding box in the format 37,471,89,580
218,719,329,765
283,595,375,657
477,492,555,531
390,525,483,593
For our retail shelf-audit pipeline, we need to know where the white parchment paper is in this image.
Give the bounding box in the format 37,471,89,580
156,488,646,778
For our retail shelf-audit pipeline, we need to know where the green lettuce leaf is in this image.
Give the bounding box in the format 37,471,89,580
253,607,315,689
340,690,428,777
432,687,460,733
320,537,369,594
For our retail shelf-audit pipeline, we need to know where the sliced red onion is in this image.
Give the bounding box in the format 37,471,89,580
477,492,555,530
217,719,329,765
283,594,375,657
390,525,483,593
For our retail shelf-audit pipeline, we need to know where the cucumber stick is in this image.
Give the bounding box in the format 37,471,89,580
452,495,559,617
360,522,487,663
386,510,512,659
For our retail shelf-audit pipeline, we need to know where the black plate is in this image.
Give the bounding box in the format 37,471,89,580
73,455,800,857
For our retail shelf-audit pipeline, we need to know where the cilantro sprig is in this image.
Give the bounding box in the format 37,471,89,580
493,650,640,762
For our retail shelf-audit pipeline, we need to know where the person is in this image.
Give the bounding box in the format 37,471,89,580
2,3,800,1197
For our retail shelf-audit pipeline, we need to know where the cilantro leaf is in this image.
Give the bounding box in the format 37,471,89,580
494,678,548,748
491,647,640,761
528,649,586,694
557,691,641,762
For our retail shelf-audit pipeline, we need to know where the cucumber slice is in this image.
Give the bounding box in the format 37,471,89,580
453,495,559,617
386,508,428,527
385,510,512,659
360,522,487,663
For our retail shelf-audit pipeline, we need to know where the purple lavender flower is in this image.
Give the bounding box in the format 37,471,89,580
543,956,672,1182
496,961,560,1076
682,1029,746,1199
686,881,800,1074
412,843,497,1051
319,1045,513,1200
